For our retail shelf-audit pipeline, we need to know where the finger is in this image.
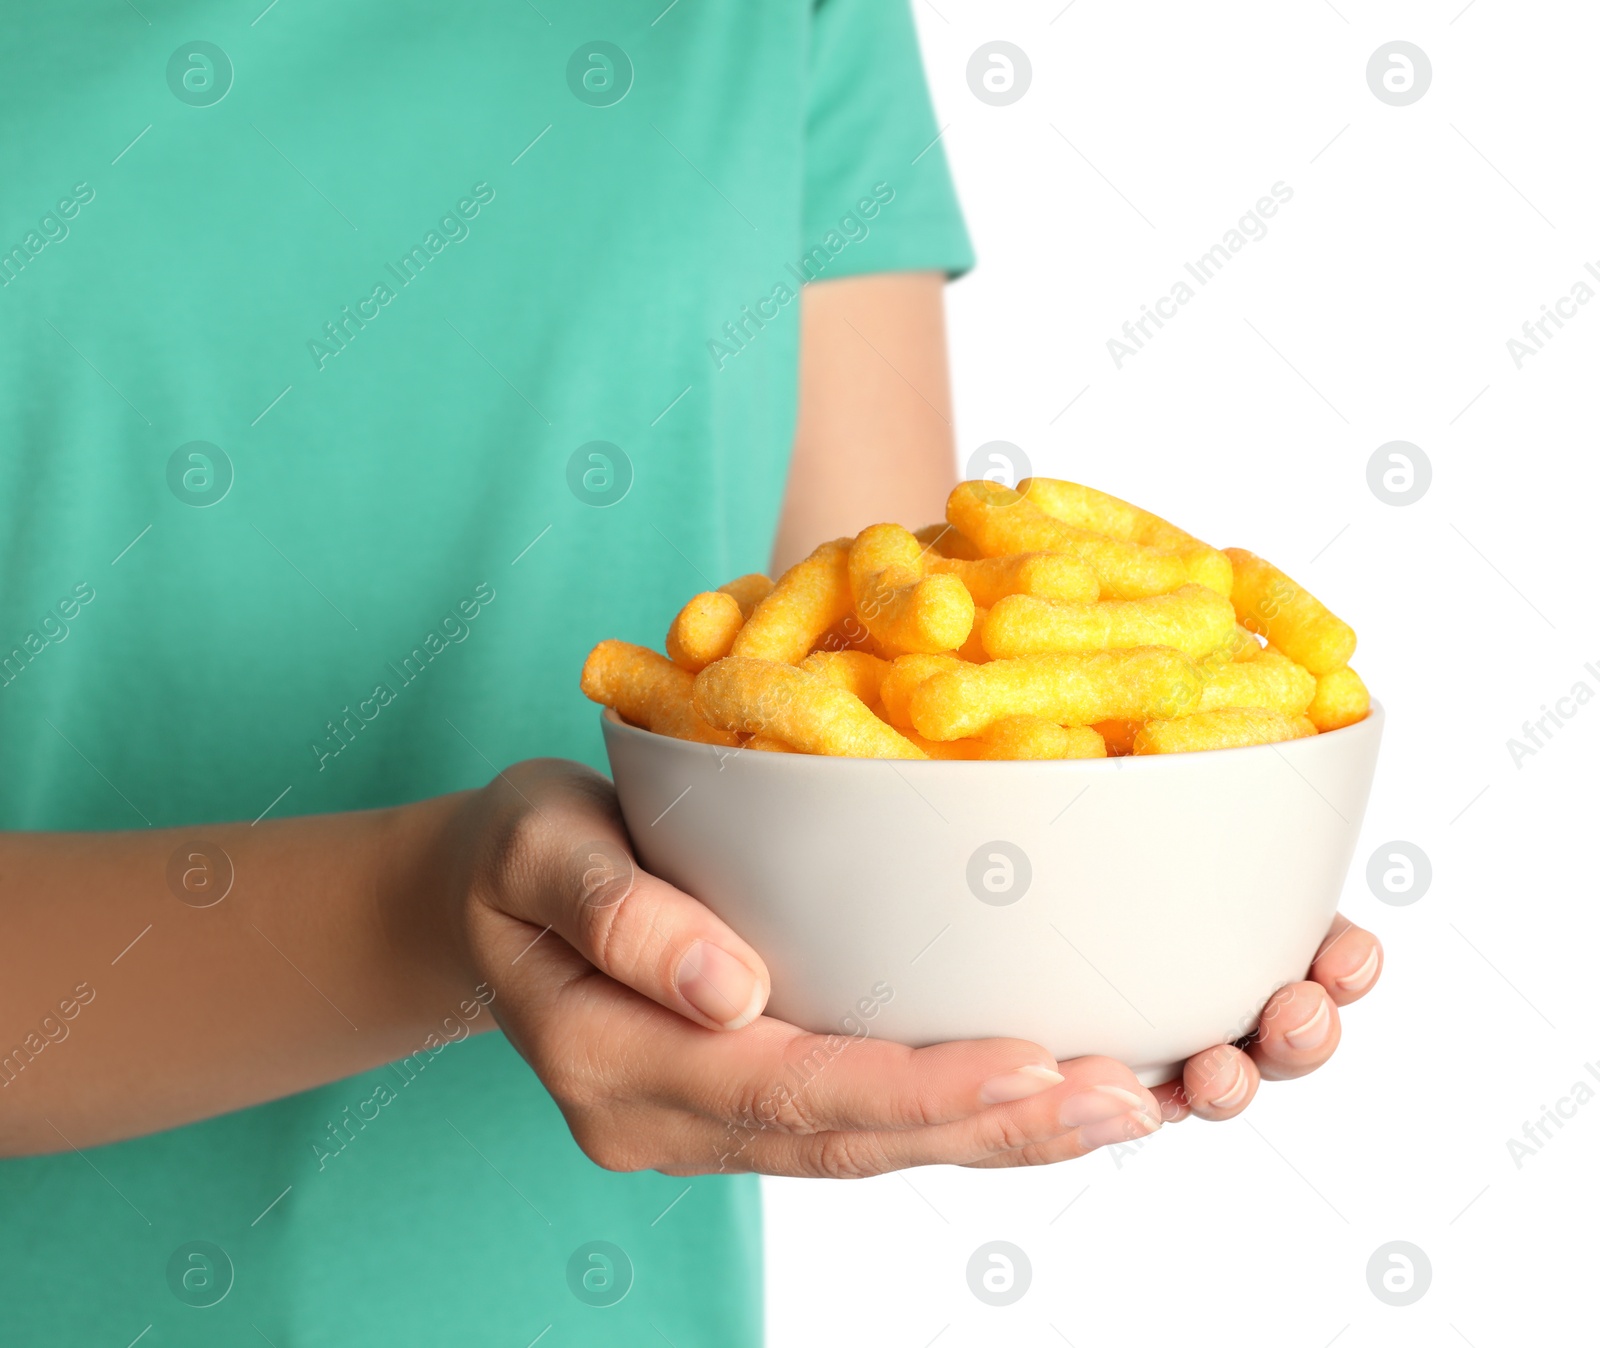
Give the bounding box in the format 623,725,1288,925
614,1090,1164,1178
1248,981,1341,1082
1309,913,1383,1006
973,1067,1191,1168
962,1111,1160,1168
1147,1078,1193,1125
569,864,771,1031
736,1063,1164,1177
1182,1043,1260,1120
656,1018,1156,1136
481,789,773,1032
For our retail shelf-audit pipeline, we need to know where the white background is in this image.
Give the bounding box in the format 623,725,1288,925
766,2,1600,1344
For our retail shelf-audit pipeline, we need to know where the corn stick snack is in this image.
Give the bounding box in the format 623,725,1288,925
1226,625,1265,661
879,653,965,728
903,731,986,760
910,647,1202,741
978,717,1106,760
666,591,743,672
983,585,1235,661
848,523,975,656
731,539,852,665
810,614,877,656
720,573,775,614
1306,665,1371,732
946,482,1188,600
956,606,990,664
912,522,983,560
693,657,926,759
1134,708,1318,755
583,475,1368,757
1093,719,1142,757
1224,548,1356,675
665,573,774,672
927,551,1100,608
798,649,892,706
745,734,796,753
581,640,740,746
1018,477,1233,596
1198,650,1317,716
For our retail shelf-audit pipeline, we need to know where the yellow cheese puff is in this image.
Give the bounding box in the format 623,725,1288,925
665,591,743,672
879,654,965,728
1018,476,1183,546
798,649,892,706
983,584,1235,660
1224,548,1356,675
580,640,740,746
1227,625,1264,661
849,523,975,656
1093,719,1142,757
957,607,990,664
927,551,1100,607
731,539,853,666
946,482,1188,599
1306,664,1371,731
903,731,986,760
879,572,974,656
667,574,776,672
1173,543,1232,596
1018,477,1232,596
978,716,1106,760
745,734,796,753
910,647,1202,741
1198,650,1317,715
1134,708,1317,755
913,522,984,561
720,573,774,616
693,657,926,759
810,614,878,656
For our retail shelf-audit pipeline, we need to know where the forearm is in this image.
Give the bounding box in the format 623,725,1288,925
0,793,478,1156
772,270,959,573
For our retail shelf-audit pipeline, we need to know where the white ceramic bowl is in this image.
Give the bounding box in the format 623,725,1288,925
603,704,1383,1085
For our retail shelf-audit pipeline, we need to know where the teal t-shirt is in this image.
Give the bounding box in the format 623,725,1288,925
0,2,971,1345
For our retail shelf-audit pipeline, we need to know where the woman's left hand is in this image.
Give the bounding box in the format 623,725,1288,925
968,913,1383,1165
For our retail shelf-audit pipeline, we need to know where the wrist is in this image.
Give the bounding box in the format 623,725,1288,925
373,790,487,1032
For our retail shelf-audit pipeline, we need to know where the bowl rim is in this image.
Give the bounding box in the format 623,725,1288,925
600,699,1384,772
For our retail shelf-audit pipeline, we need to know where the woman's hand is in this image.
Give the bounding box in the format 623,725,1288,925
456,759,1168,1176
967,913,1383,1167
454,760,1381,1176
1154,913,1383,1125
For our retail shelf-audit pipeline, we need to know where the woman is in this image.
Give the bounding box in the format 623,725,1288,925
0,3,1382,1343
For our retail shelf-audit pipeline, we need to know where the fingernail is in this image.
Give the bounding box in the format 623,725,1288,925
1209,1058,1251,1111
1284,997,1332,1050
1078,1109,1162,1151
676,941,764,1029
1334,946,1381,994
979,1064,1065,1105
1059,1084,1149,1129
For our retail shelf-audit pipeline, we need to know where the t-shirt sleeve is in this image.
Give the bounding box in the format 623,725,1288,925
802,0,975,281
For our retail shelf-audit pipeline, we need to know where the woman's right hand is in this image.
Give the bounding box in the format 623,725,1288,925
451,759,1167,1177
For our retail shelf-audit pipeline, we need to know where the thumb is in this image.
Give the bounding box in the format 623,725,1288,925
500,828,772,1032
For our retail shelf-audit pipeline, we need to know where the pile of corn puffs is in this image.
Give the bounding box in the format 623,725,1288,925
581,478,1368,759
